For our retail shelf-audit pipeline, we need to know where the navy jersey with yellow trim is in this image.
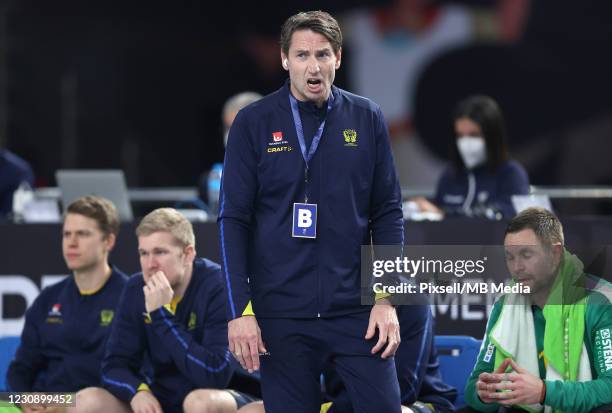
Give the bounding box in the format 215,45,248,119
101,258,233,407
219,81,404,320
7,266,127,392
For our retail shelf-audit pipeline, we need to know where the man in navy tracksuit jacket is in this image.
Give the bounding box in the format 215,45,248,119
220,11,404,413
6,196,127,411
92,208,253,413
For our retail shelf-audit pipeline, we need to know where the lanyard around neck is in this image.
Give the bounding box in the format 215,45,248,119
288,92,334,168
288,91,334,203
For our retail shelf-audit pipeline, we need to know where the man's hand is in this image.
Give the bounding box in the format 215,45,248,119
477,358,545,406
412,196,444,215
143,271,174,313
365,299,400,358
476,358,512,404
489,359,545,406
130,390,163,413
228,316,266,373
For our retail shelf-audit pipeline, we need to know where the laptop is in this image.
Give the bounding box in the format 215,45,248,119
56,170,133,221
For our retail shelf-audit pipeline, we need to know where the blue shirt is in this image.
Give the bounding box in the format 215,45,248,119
435,160,529,219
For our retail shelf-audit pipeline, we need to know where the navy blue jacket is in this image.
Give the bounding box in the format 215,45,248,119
219,82,404,320
0,149,34,217
325,305,457,412
102,258,233,407
434,160,529,219
7,267,127,392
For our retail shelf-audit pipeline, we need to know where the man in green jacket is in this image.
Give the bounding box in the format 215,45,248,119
462,207,612,413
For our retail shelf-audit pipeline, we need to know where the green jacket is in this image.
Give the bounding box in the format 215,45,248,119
465,288,612,413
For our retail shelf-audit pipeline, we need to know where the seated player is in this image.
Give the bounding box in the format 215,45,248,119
76,208,257,413
6,195,127,413
461,207,612,413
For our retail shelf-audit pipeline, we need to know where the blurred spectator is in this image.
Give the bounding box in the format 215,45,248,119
198,92,263,208
342,0,473,186
414,0,612,189
413,95,529,219
0,145,34,219
221,92,264,147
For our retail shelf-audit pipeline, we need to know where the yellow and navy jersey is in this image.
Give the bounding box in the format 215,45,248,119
7,266,127,392
102,258,233,408
219,81,404,320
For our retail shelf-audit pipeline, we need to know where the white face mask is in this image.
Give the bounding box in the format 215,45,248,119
456,135,487,169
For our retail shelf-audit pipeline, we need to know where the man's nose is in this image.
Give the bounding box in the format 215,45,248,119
66,234,78,246
307,59,320,73
143,255,158,271
513,259,526,273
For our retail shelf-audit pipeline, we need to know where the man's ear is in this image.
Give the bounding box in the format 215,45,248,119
552,243,563,266
184,244,196,262
335,47,342,69
104,233,116,252
281,52,289,70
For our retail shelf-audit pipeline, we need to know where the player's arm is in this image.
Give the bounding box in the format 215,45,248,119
218,110,266,372
369,106,403,247
6,297,46,391
464,300,504,412
218,109,257,321
149,279,234,388
543,297,612,413
101,281,149,403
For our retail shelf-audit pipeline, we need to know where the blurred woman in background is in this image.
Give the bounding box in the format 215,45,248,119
415,95,529,219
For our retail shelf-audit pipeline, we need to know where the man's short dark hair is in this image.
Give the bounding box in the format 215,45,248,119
280,11,342,56
65,195,119,238
505,207,564,246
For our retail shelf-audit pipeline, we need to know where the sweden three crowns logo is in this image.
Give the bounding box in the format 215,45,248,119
343,129,358,147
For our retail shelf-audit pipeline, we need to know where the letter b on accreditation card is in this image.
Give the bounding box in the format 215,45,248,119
292,203,317,238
